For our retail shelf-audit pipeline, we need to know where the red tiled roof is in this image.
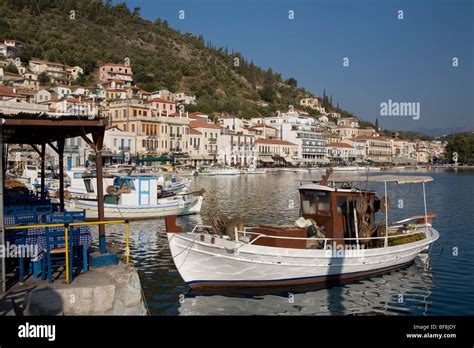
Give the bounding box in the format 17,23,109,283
348,136,392,142
189,128,202,135
0,86,18,97
30,59,67,67
189,120,221,129
145,97,175,104
249,124,277,130
254,138,296,146
100,63,129,68
327,142,354,148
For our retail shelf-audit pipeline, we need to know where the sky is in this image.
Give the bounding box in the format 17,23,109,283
115,0,473,133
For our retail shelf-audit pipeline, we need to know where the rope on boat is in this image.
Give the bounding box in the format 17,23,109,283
141,285,151,316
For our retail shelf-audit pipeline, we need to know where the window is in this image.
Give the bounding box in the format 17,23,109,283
131,124,135,132
300,190,331,216
133,110,137,116
84,179,94,193
114,139,117,147
128,139,132,148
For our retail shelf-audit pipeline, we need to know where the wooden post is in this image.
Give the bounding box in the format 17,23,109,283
58,139,65,212
93,129,106,253
40,144,46,200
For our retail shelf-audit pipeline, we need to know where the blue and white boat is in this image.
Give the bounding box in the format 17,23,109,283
63,169,202,219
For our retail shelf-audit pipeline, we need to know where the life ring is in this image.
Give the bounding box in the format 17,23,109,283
355,196,368,215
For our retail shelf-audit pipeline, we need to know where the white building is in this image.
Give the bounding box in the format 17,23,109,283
0,97,48,114
255,112,328,164
172,92,196,105
218,128,256,166
104,127,137,157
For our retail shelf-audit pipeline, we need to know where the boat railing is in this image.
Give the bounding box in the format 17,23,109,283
187,224,432,249
241,227,430,249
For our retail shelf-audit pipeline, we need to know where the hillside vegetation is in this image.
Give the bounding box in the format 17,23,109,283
0,0,336,119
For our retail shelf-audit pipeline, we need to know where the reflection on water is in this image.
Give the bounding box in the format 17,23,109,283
179,257,435,316
99,169,474,315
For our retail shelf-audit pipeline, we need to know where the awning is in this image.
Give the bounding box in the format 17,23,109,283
329,174,434,184
258,156,275,163
189,155,214,161
137,155,174,163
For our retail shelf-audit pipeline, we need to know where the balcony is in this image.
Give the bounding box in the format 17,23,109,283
64,145,79,152
118,146,131,151
208,138,217,144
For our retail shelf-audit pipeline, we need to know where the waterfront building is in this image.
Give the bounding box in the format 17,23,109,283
392,138,417,164
189,120,220,161
257,112,327,164
188,128,204,163
218,127,256,166
327,142,356,163
344,136,393,163
103,126,137,162
254,138,298,165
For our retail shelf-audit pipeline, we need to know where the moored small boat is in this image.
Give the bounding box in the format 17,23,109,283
164,170,439,289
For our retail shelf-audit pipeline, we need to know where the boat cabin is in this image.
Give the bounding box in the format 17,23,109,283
298,183,380,246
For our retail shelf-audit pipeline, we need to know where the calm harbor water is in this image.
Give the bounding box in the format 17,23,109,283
101,168,474,315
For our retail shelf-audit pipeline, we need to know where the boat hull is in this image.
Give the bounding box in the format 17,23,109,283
167,228,439,289
65,196,203,219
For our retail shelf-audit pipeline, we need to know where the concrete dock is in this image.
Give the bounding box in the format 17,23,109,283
0,262,148,315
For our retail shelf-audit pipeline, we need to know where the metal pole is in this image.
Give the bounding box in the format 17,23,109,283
384,181,389,247
64,226,70,284
125,222,129,264
353,202,360,250
0,120,5,293
423,182,429,233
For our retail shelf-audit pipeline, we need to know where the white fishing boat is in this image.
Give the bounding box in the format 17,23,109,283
62,171,203,219
199,166,241,176
333,166,381,172
332,166,360,172
244,165,267,175
164,170,439,289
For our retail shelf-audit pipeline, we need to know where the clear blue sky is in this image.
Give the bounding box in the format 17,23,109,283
115,0,473,132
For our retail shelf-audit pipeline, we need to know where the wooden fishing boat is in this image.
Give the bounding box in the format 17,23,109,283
63,172,202,219
164,170,439,289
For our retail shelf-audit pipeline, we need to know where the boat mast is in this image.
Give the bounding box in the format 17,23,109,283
422,182,428,233
384,181,389,247
353,201,360,249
